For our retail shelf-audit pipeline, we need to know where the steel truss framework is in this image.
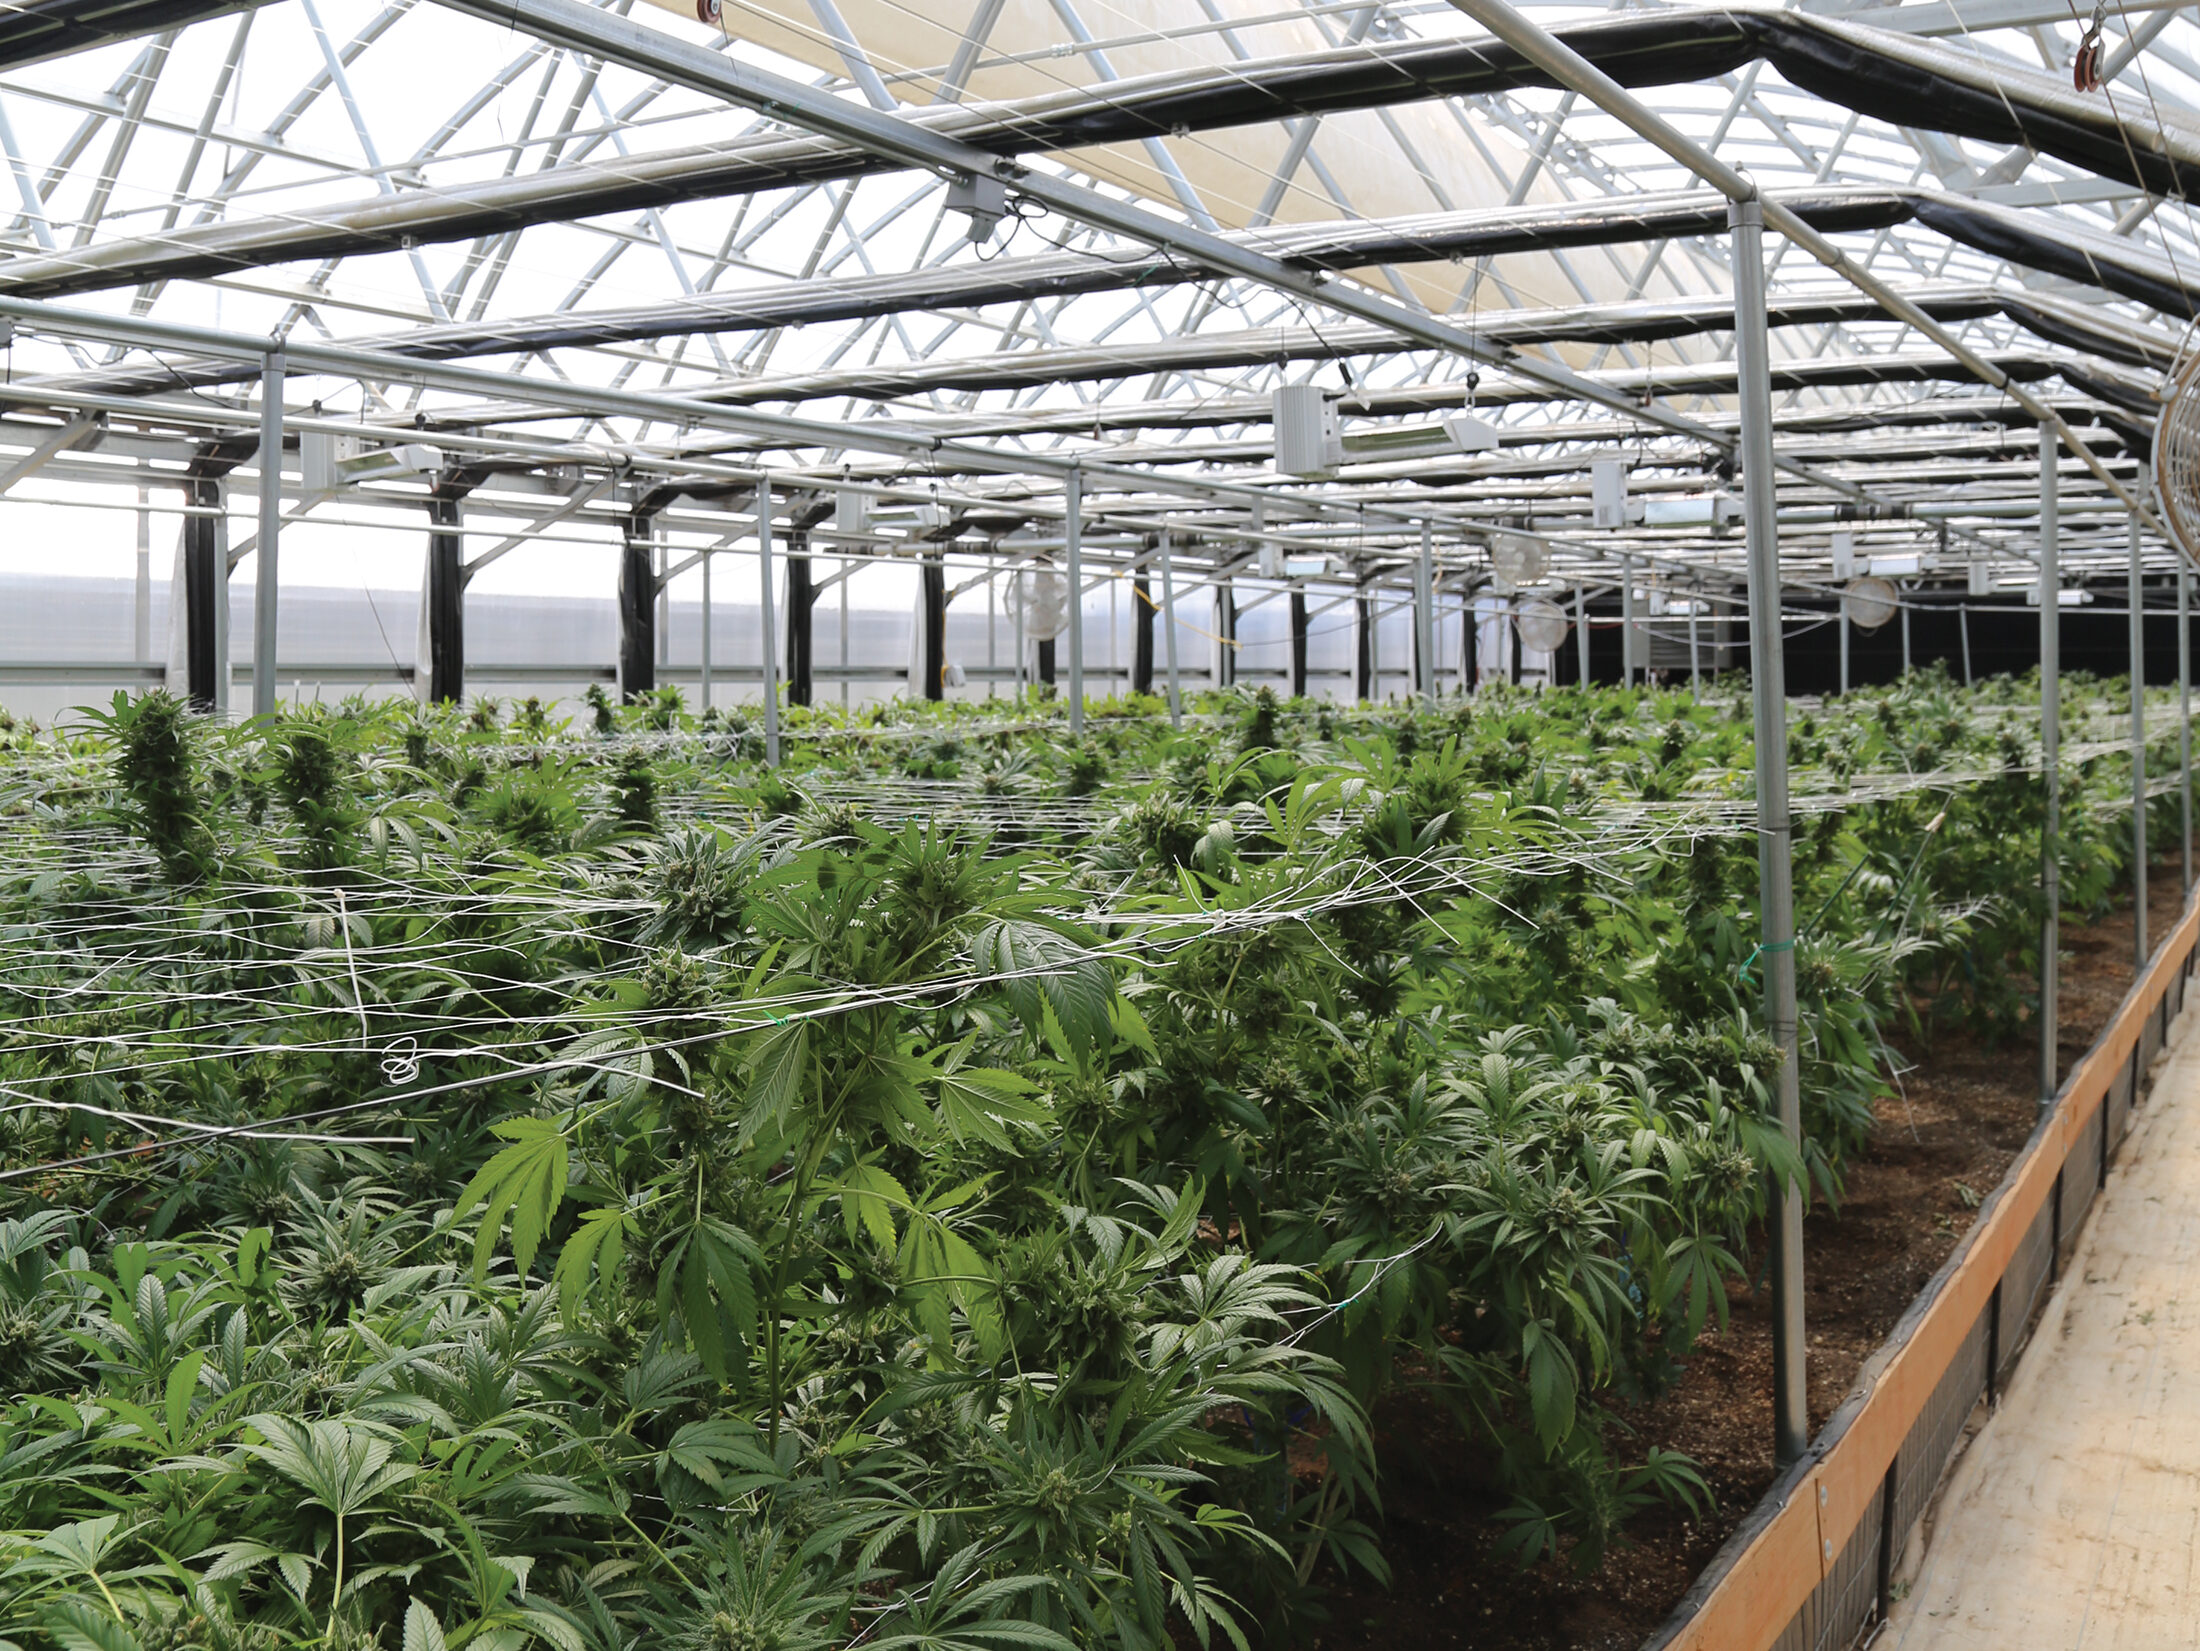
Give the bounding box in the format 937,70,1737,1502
3,0,2200,708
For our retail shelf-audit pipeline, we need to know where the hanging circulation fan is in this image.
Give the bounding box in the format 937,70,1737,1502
1842,576,1900,632
2153,344,2200,567
1489,532,1550,593
1515,597,1571,654
1004,567,1070,641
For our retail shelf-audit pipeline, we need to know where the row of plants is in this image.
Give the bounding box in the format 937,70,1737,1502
0,665,2178,1651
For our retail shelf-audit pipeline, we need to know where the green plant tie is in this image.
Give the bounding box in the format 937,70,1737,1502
1737,936,1794,986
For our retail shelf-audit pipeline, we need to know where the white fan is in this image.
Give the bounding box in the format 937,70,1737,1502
1515,597,1570,653
2154,346,2200,567
1003,567,1069,641
1842,576,1899,632
1489,532,1550,593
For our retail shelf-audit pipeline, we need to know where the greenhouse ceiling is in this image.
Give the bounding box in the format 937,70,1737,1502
0,0,2194,605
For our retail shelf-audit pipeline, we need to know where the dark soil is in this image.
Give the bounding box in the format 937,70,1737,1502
1291,865,2190,1651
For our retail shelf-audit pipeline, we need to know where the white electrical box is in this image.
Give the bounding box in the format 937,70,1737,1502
1591,459,1629,529
1258,543,1283,579
301,430,339,493
835,486,871,540
1273,385,1342,478
1831,530,1856,580
1969,557,1992,596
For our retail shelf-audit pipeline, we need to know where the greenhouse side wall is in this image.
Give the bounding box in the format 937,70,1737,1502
1644,895,2200,1651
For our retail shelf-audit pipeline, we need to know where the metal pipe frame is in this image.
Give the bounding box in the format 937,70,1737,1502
1734,195,1809,1471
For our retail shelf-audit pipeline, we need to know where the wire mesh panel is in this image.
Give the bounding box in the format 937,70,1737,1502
1997,1195,2056,1387
1768,1485,1885,1651
1892,1307,1990,1544
2062,1109,2101,1245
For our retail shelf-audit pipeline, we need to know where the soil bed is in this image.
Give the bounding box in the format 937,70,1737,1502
1288,866,2189,1651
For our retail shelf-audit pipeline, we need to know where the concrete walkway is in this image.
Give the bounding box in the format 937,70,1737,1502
1888,1002,2200,1649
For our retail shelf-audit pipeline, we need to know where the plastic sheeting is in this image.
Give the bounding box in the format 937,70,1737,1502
4,5,2195,303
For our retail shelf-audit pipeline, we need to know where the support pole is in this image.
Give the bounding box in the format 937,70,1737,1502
2183,557,2194,900
617,514,657,702
1620,558,1636,687
1733,195,1808,1471
1901,589,1912,677
1289,587,1308,698
786,528,813,707
758,479,779,763
1065,466,1085,732
1689,599,1701,696
252,350,283,718
135,484,151,665
1960,603,1973,686
699,544,712,712
1839,594,1850,695
1160,529,1183,727
424,494,465,705
1576,583,1589,688
1216,578,1237,689
2041,421,2061,1108
1416,523,1436,703
2132,516,2148,967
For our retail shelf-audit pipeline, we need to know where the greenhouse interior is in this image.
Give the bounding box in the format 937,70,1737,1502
9,0,2200,1646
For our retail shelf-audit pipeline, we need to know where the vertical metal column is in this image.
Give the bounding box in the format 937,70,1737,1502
1688,599,1701,695
423,496,465,705
1065,466,1085,733
2132,516,2148,966
699,545,713,713
1901,588,1912,676
135,483,151,666
2040,421,2062,1108
758,479,779,764
1576,584,1589,688
786,529,813,707
1839,592,1850,695
1960,603,1973,686
655,542,669,675
1215,580,1237,689
1159,530,1184,728
616,513,656,701
1416,523,1437,703
2183,558,2193,900
252,351,284,717
1289,587,1309,698
1620,557,1636,686
1733,195,1809,1470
